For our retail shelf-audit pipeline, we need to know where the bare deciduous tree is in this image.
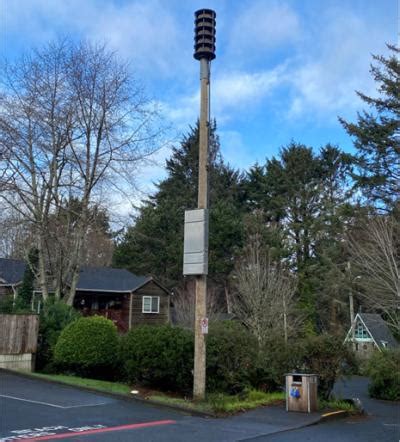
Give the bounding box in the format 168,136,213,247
349,215,400,332
0,40,162,304
231,235,298,346
172,279,224,329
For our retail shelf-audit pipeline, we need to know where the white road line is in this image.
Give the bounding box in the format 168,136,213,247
63,402,108,408
0,394,107,409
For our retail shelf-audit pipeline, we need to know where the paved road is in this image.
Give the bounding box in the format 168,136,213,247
0,371,318,441
253,377,400,442
1,372,398,441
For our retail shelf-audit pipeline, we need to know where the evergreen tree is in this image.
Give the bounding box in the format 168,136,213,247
18,248,39,307
340,45,400,211
114,122,245,290
242,143,353,332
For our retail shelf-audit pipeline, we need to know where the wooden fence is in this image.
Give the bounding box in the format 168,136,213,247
0,314,39,355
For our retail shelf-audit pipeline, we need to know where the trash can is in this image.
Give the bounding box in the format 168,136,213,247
285,373,318,413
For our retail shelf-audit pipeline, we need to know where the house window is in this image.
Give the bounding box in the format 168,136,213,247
142,296,160,313
355,322,369,339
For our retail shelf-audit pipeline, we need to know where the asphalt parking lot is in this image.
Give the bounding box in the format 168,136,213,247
0,371,320,442
4,372,394,442
0,371,182,441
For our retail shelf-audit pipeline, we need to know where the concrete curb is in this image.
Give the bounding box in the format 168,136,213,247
237,406,361,441
0,369,216,418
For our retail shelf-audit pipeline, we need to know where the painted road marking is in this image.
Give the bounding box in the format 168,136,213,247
0,420,176,441
0,395,107,409
321,410,347,417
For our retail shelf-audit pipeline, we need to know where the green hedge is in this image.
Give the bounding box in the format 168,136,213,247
120,322,258,394
368,349,400,401
253,334,355,399
120,325,194,392
206,321,258,393
54,316,119,378
253,338,301,392
299,334,355,400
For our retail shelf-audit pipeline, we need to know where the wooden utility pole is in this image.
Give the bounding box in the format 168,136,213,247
192,9,216,401
193,57,210,401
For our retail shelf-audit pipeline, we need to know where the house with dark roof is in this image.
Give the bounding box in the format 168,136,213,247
344,312,399,359
0,258,170,332
0,258,26,298
73,266,171,332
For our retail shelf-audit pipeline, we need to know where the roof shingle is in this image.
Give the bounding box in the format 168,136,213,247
0,258,26,285
360,313,399,349
76,266,151,292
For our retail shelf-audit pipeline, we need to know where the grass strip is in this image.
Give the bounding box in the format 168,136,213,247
318,398,357,413
150,390,285,414
30,372,131,395
30,373,286,415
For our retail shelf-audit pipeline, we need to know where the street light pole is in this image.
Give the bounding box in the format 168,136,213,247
347,262,361,348
192,8,216,401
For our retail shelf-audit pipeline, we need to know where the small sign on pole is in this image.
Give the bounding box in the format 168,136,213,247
201,317,208,334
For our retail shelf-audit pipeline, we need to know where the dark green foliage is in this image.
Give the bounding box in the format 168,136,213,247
253,338,303,392
36,298,81,371
206,321,258,394
54,316,119,378
0,296,32,314
367,349,400,400
113,122,245,288
119,322,258,395
18,248,39,307
340,45,400,210
243,143,352,332
120,325,194,392
252,335,354,399
299,334,355,400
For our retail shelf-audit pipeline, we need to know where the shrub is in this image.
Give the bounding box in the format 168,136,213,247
253,337,303,392
253,334,355,398
299,334,355,400
54,316,119,379
120,325,194,392
0,295,34,314
367,349,400,400
206,321,258,394
36,299,81,371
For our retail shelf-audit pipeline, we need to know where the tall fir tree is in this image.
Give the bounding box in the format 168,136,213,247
243,143,353,332
340,45,400,211
114,122,245,293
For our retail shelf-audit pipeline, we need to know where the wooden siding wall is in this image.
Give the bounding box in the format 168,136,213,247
0,286,13,296
0,314,39,354
128,281,170,327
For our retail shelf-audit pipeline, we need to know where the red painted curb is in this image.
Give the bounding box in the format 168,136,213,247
25,420,176,441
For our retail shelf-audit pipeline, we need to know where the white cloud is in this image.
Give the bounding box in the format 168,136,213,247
3,0,186,77
227,1,301,58
286,8,391,120
160,64,286,128
213,66,285,112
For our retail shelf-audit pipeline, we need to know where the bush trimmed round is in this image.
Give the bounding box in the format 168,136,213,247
120,325,194,392
54,315,119,378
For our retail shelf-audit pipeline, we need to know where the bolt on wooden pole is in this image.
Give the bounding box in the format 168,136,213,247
192,8,216,401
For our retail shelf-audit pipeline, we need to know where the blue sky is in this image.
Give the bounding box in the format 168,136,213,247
1,0,397,202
